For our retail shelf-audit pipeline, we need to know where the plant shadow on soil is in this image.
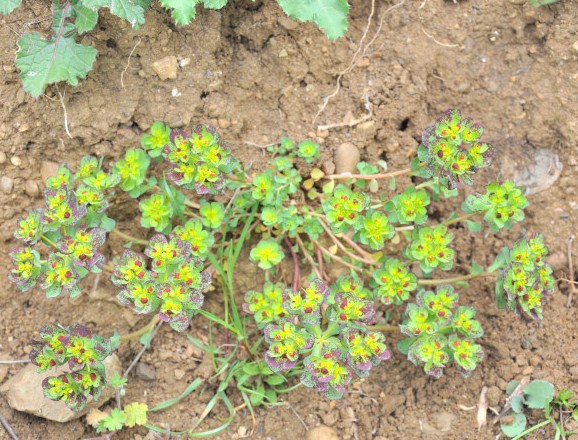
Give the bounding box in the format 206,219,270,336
0,0,577,439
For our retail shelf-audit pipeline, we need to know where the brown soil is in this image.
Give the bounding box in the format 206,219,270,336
1,0,577,439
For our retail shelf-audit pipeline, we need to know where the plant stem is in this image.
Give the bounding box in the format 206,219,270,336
41,234,59,250
367,324,399,333
325,167,412,181
317,219,376,266
512,419,551,440
417,271,497,286
340,233,376,263
111,228,149,246
295,234,323,279
284,237,300,292
443,212,477,226
311,238,362,273
119,315,160,342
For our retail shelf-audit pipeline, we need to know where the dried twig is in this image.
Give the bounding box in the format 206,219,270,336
0,412,20,440
121,38,141,88
477,386,488,431
494,377,530,423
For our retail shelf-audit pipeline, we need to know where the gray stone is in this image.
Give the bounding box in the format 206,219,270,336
1,176,13,194
0,354,121,423
152,56,178,81
136,362,157,381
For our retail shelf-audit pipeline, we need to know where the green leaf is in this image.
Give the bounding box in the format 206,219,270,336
488,246,510,272
276,0,349,40
80,0,147,27
523,380,555,409
495,278,506,309
506,380,520,396
264,375,285,386
511,395,524,413
97,408,127,432
465,220,482,233
203,0,227,8
500,413,526,438
160,0,200,24
470,260,483,276
16,32,97,97
397,337,414,355
124,402,148,427
0,0,21,15
242,363,260,376
72,3,99,33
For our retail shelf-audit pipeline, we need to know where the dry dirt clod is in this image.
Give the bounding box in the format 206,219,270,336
40,161,60,182
152,56,178,80
1,176,14,194
0,354,121,423
306,425,339,440
334,142,360,175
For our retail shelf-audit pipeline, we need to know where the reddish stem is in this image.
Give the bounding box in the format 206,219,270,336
315,245,330,282
284,237,300,292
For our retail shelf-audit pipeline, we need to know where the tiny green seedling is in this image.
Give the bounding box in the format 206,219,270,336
8,109,557,436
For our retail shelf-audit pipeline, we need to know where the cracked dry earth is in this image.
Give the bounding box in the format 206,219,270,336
0,0,577,439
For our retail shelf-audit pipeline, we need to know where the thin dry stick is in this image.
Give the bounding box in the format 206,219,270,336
313,0,376,124
121,38,141,88
0,359,30,364
566,235,575,307
0,412,20,440
57,89,72,138
311,238,362,273
362,0,407,57
317,219,375,266
288,404,309,431
295,234,322,279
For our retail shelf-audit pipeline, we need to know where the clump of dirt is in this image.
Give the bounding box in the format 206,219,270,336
1,1,577,439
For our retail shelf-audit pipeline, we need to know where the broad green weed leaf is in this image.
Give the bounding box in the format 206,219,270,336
203,0,227,8
500,413,526,438
16,32,97,97
80,0,147,27
0,0,21,15
523,380,555,409
276,0,349,40
72,3,99,34
160,0,200,25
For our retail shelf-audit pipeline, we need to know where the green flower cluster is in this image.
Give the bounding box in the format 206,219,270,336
245,278,391,399
372,259,417,305
139,193,173,233
462,181,528,231
243,282,288,328
163,124,238,195
355,210,395,250
30,324,112,411
322,184,370,234
140,121,171,158
250,239,285,270
419,109,494,188
173,219,215,260
9,157,114,298
385,187,430,225
406,224,455,273
400,285,483,378
113,234,211,331
500,235,554,319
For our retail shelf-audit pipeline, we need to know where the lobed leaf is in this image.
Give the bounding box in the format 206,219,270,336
0,0,21,15
276,0,349,40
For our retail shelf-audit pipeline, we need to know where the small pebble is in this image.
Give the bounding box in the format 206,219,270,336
1,176,14,194
24,180,39,197
237,426,248,437
10,156,22,167
334,142,360,174
136,362,157,381
278,49,288,58
0,151,6,164
151,56,178,81
41,161,59,182
174,369,185,380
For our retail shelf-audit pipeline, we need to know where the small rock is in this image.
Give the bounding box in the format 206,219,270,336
572,41,578,54
306,425,339,440
0,354,121,423
334,142,360,174
0,151,6,164
10,156,22,167
178,57,191,68
278,49,288,58
1,176,14,194
24,180,39,197
136,362,157,381
41,161,60,183
522,366,534,376
152,56,178,80
0,366,7,383
322,410,338,426
278,15,299,31
322,161,336,175
237,426,248,437
316,128,329,138
174,369,185,380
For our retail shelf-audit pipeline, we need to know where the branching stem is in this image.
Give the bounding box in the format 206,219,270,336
119,315,160,342
417,271,497,286
111,228,149,245
325,167,411,181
